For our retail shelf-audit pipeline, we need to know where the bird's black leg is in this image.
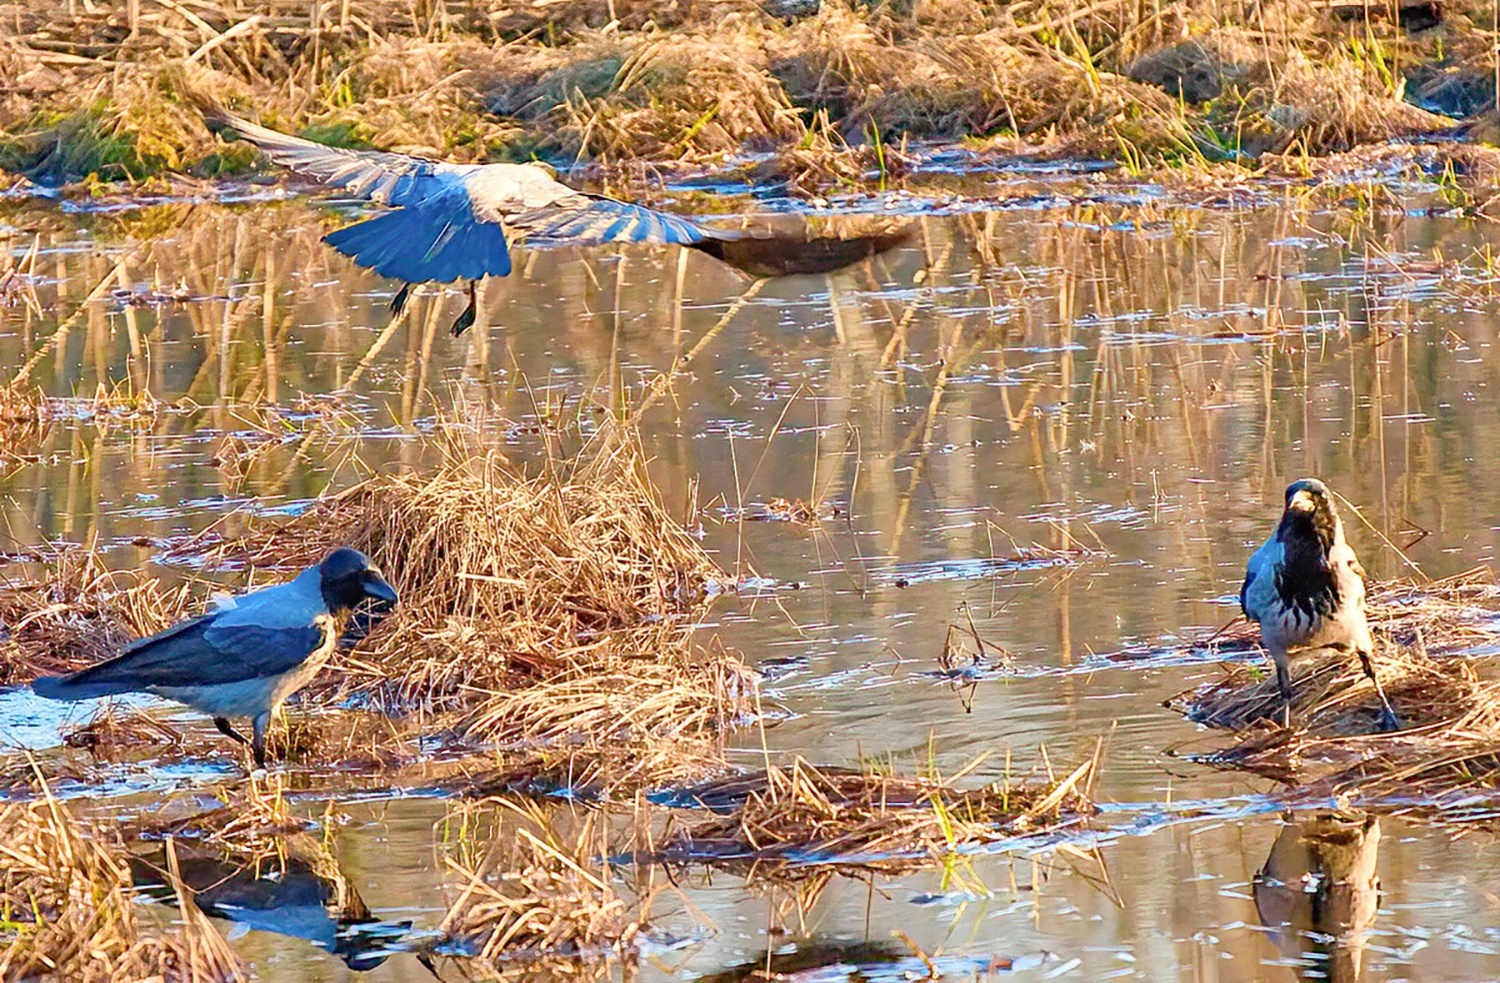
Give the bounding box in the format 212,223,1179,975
213,716,249,745
390,282,412,315
1274,655,1293,729
450,279,478,337
251,711,271,770
1358,647,1401,732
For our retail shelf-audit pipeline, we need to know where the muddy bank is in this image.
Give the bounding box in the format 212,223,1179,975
0,0,1496,190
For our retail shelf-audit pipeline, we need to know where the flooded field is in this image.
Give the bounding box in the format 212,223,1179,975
4,163,1500,981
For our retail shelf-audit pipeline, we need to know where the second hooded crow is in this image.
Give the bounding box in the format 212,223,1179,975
1240,478,1399,730
32,547,397,768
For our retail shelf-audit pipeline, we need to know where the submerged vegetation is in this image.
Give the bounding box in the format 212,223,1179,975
0,0,1496,186
659,750,1099,873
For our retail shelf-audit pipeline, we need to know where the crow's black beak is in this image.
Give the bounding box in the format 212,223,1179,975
362,572,399,605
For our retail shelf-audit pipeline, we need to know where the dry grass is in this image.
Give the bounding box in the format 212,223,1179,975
1170,569,1500,813
8,425,754,792
658,750,1099,873
0,784,246,982
438,798,641,964
0,0,1489,187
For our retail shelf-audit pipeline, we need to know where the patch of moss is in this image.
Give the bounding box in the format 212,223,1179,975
192,143,262,177
0,103,159,185
297,120,372,150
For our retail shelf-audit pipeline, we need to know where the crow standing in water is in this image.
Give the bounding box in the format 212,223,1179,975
32,548,398,768
1240,478,1400,730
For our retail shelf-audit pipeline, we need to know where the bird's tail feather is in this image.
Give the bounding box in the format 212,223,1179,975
32,675,133,701
323,207,512,283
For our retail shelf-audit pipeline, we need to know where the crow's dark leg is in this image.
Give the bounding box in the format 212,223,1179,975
390,282,412,315
213,717,248,745
251,711,271,770
450,279,478,337
1358,647,1401,732
1274,651,1293,728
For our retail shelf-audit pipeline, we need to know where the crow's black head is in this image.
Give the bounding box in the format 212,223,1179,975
1273,478,1343,615
318,547,399,615
1280,477,1341,552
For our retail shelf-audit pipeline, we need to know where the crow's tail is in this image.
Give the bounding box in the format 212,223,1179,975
32,674,133,702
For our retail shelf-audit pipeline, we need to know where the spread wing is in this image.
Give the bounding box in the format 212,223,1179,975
205,109,462,207
42,614,324,696
207,110,765,281
507,196,748,246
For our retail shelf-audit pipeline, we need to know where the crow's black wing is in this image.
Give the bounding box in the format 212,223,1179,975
60,616,323,690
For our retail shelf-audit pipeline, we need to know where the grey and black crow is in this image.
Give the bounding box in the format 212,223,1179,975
203,111,909,335
1240,478,1399,730
32,547,397,768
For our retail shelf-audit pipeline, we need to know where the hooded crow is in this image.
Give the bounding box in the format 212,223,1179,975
1240,479,1399,730
32,548,397,768
201,111,909,335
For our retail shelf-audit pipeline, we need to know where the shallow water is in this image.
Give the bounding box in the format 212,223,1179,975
4,166,1500,980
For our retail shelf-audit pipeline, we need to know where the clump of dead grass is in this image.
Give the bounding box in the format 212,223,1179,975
438,798,642,964
0,423,753,791
1171,569,1500,812
658,750,1099,873
175,424,754,790
0,785,245,982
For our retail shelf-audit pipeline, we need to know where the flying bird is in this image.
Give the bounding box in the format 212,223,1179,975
205,111,905,336
33,547,397,768
1240,478,1399,730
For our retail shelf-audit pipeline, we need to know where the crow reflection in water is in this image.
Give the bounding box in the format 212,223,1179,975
130,837,427,973
205,110,909,335
1254,812,1381,983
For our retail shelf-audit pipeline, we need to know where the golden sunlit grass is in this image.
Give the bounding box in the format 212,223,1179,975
0,0,1484,186
438,798,642,964
0,551,192,686
4,423,754,792
659,749,1100,873
1172,569,1500,811
0,784,246,983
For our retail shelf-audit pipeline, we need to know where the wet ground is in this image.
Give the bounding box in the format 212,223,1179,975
4,159,1500,980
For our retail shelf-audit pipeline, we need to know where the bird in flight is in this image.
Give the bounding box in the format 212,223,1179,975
1239,478,1399,730
206,111,905,336
33,547,398,768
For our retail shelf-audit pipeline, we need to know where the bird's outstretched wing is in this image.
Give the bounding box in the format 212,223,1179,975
205,109,462,207
507,196,747,246
34,615,324,699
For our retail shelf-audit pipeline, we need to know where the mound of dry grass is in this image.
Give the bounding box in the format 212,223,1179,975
6,426,754,791
658,750,1099,873
1170,569,1500,813
0,787,245,982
